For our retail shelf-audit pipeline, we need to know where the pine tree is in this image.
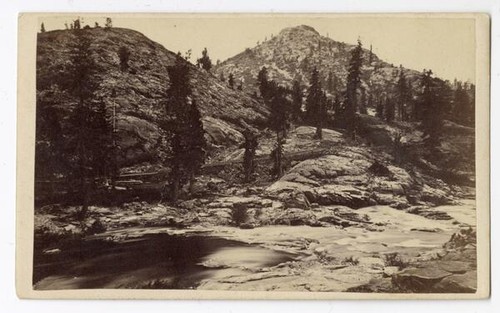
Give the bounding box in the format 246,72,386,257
105,17,112,28
257,66,270,99
376,98,384,119
291,80,303,121
35,97,66,185
241,130,258,183
196,47,212,72
326,71,334,93
305,68,326,139
228,73,234,89
64,30,112,219
359,88,368,114
384,96,395,122
219,72,225,82
40,22,46,33
468,83,476,126
305,67,321,122
419,69,444,147
316,92,328,139
453,81,470,125
73,18,81,30
396,68,411,121
344,39,363,138
269,86,289,178
184,99,206,194
163,54,206,202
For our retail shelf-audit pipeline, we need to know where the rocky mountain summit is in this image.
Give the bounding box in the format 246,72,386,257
214,25,422,98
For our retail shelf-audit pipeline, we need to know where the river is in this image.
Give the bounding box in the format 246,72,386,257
33,232,294,290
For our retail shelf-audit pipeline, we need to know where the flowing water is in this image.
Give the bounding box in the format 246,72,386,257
33,232,294,290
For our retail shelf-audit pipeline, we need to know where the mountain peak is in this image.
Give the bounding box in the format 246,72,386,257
279,25,320,37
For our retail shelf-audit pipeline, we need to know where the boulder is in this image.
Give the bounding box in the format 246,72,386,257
432,271,477,293
273,208,317,226
406,206,453,220
202,116,245,146
315,185,371,209
420,184,454,205
383,266,400,277
392,267,452,292
295,126,343,142
437,260,471,274
443,228,476,249
239,223,255,229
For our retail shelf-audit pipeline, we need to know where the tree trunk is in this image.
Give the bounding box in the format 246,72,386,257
189,172,195,196
78,177,89,221
275,131,283,178
171,177,179,203
315,125,322,140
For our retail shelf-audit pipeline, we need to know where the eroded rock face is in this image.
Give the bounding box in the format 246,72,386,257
432,271,477,293
265,144,457,210
37,28,269,167
202,116,245,146
388,229,477,293
392,267,453,292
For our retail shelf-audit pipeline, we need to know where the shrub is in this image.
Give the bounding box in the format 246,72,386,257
84,218,107,235
231,203,248,226
342,256,360,266
383,252,408,269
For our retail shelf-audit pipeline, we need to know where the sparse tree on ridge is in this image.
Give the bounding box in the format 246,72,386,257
197,47,213,72
105,17,113,28
40,23,46,33
73,18,81,30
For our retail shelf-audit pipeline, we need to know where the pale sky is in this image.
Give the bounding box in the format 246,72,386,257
40,14,476,82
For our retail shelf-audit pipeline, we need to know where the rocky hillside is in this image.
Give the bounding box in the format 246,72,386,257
36,27,269,167
214,25,423,100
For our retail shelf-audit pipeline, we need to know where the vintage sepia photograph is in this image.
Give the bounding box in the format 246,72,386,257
16,13,490,299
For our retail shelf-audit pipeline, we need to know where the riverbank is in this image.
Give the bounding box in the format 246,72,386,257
34,199,476,292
